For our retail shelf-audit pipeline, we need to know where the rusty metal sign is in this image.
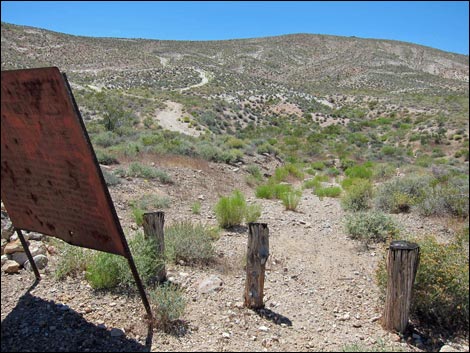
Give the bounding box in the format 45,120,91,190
1,67,126,256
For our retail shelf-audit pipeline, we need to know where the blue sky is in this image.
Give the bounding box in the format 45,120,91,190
1,1,469,55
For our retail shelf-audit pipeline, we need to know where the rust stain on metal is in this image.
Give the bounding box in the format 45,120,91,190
1,67,126,256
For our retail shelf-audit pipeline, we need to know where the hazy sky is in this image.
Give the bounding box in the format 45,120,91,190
1,1,469,55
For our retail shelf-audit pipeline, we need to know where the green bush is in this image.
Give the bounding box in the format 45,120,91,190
344,211,399,243
377,230,469,331
128,232,165,285
54,241,91,280
149,283,186,330
374,175,431,213
245,203,262,223
165,221,216,265
191,201,201,215
341,179,373,211
101,168,121,186
123,162,172,183
280,189,302,211
314,186,342,199
255,183,292,199
311,161,326,170
345,164,373,179
130,194,171,225
214,190,247,228
85,251,125,289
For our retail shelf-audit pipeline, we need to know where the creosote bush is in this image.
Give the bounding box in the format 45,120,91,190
344,211,399,244
165,221,218,265
149,283,186,330
341,179,373,211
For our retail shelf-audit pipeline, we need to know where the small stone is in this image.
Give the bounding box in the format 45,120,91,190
110,328,125,337
339,313,351,321
1,254,10,266
197,275,223,294
198,195,205,200
4,240,24,254
439,345,461,352
12,252,28,266
24,254,48,271
370,315,381,323
352,323,362,328
2,260,20,273
259,326,269,332
222,332,230,339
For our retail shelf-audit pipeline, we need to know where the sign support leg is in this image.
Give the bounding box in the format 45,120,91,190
15,229,41,280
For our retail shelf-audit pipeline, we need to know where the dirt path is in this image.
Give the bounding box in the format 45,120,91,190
154,101,202,137
178,68,209,92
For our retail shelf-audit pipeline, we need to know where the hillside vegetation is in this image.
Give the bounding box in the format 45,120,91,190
1,21,468,351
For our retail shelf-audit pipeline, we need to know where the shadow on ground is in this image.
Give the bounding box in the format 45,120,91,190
1,281,152,352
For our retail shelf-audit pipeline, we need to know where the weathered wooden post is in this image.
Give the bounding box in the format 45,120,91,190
244,222,269,309
382,240,420,333
142,211,166,283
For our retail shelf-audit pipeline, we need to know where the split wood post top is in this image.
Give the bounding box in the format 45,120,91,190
382,240,420,333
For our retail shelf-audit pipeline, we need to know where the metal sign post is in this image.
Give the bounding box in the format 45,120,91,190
1,67,152,318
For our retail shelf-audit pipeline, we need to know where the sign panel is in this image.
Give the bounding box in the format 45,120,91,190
1,67,126,256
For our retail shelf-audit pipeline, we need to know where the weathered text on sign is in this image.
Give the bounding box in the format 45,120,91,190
1,67,126,256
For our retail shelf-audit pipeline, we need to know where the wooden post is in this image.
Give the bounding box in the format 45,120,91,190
142,212,166,283
244,222,269,309
382,240,420,333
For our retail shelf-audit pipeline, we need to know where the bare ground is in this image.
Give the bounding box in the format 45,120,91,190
1,155,466,352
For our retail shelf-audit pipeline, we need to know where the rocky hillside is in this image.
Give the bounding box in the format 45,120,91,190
1,22,468,95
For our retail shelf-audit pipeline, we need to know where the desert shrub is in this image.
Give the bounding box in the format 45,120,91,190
92,131,119,148
245,203,262,223
220,148,244,164
165,221,216,265
325,167,340,177
372,163,396,181
214,190,247,228
377,230,469,331
127,232,165,285
101,168,121,186
374,175,432,213
149,283,186,330
417,175,469,218
256,183,292,199
341,179,373,211
345,164,373,179
314,186,342,199
311,161,326,170
246,164,263,181
191,201,201,215
280,189,302,211
95,150,119,165
130,194,171,225
54,241,91,280
119,162,172,183
85,251,126,289
344,211,399,243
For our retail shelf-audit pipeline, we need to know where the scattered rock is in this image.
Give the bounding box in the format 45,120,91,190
110,328,125,337
2,260,20,273
440,345,461,352
4,240,24,254
24,254,48,271
197,275,223,294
